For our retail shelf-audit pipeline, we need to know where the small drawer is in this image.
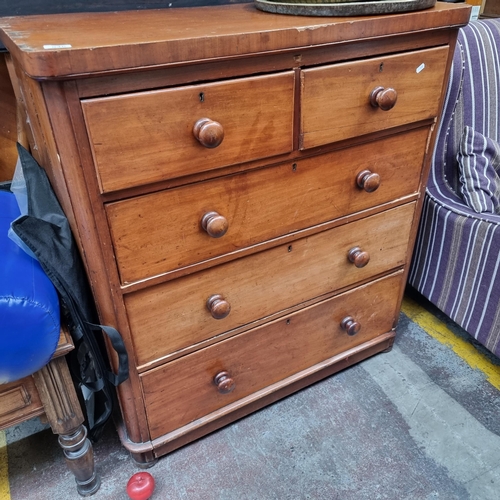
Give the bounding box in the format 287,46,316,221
300,46,449,149
0,376,43,429
82,72,295,193
125,202,415,367
141,271,403,439
107,127,428,284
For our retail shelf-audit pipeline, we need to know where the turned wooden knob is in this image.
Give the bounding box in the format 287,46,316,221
193,118,224,148
370,86,398,111
356,170,381,193
340,316,361,336
201,211,229,238
348,247,370,268
206,294,231,319
214,371,235,394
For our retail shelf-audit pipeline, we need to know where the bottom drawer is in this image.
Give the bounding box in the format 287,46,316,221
141,271,403,440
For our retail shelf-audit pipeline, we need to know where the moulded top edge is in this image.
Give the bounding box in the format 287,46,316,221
0,2,471,79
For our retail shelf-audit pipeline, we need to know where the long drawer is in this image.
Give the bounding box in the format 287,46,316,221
141,271,403,440
125,202,415,367
300,46,449,149
82,72,295,193
107,128,427,284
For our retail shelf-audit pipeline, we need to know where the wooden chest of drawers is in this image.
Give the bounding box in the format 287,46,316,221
0,2,470,463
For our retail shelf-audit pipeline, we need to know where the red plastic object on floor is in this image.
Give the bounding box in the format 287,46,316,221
126,472,155,500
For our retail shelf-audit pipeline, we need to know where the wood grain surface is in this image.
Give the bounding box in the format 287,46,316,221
141,272,403,439
107,128,428,284
301,46,448,148
125,203,415,367
0,3,470,78
82,72,294,192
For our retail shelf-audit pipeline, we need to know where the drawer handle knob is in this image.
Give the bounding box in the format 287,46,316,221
340,316,361,336
193,118,224,148
214,371,236,394
356,170,380,193
370,86,398,111
201,211,229,238
348,246,370,268
206,294,231,319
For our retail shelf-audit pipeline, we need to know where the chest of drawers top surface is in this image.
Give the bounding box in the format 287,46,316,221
0,2,469,78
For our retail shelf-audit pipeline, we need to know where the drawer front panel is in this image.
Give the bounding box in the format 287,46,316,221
141,272,403,439
108,128,427,284
82,72,295,193
0,376,43,428
301,46,449,149
125,203,415,367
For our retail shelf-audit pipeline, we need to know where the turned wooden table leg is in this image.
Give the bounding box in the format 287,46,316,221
32,357,101,496
58,425,99,496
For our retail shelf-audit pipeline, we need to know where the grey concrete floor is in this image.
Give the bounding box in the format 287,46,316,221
4,295,500,500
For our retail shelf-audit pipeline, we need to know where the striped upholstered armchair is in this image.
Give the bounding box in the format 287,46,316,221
409,19,500,358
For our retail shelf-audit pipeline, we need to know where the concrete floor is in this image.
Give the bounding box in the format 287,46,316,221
2,292,500,500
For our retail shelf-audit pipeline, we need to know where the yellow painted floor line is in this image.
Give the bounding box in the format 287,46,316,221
402,296,500,390
0,430,10,500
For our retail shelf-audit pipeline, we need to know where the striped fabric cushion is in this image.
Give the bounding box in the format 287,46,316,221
458,126,500,214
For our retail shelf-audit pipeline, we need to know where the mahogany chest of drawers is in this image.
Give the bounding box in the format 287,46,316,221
0,2,470,463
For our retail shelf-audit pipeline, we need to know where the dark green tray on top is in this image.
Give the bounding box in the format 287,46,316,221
255,0,436,16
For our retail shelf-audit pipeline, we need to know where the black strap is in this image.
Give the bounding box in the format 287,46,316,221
9,144,130,441
87,322,129,386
